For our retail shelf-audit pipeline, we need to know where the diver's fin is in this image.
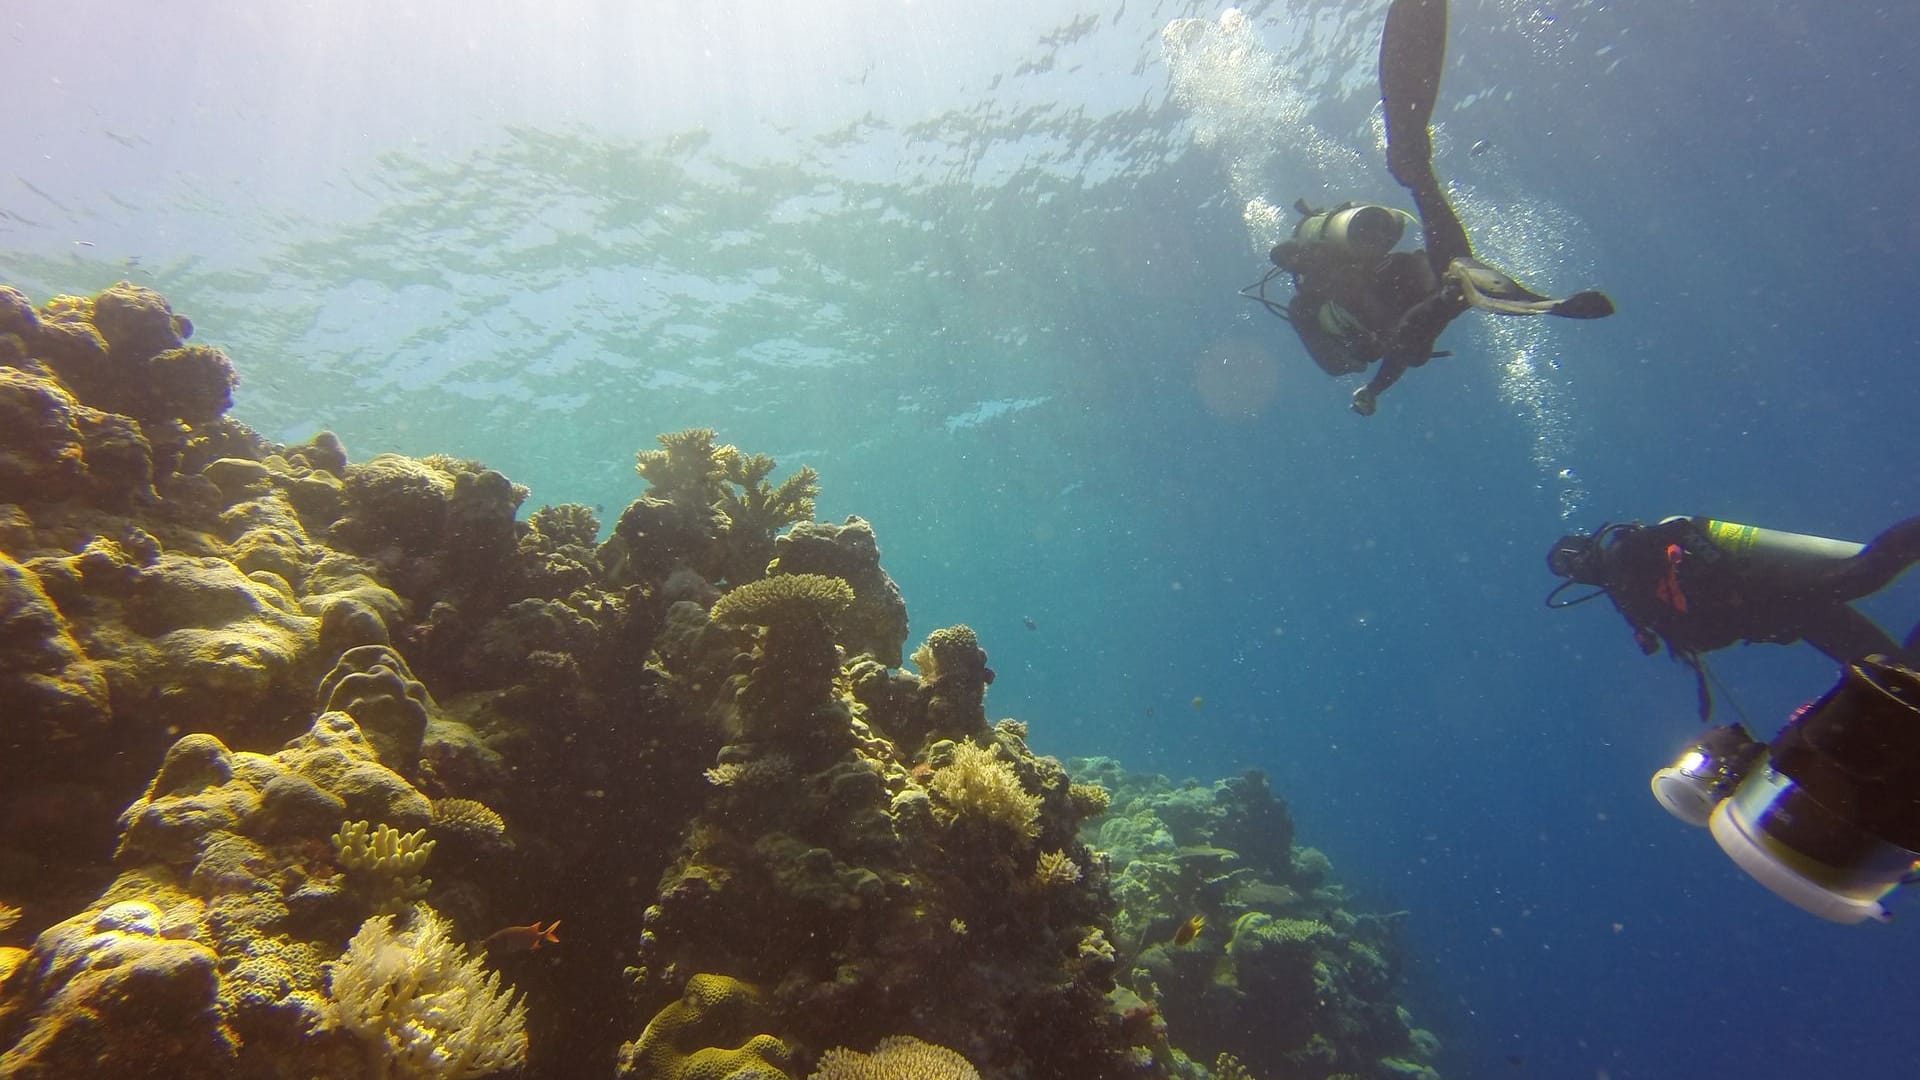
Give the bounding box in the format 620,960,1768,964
1549,290,1616,319
1450,258,1614,319
1381,0,1448,185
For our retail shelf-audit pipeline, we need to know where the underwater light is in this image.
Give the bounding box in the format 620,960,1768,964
1652,658,1920,924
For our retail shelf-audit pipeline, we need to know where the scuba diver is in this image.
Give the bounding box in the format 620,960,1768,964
1650,657,1920,924
1242,0,1615,416
1546,515,1920,717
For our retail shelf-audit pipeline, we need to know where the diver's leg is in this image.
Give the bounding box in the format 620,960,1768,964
1821,516,1920,601
1799,605,1902,667
1381,0,1471,270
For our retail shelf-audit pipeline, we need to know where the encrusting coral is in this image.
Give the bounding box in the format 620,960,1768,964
324,905,529,1080
615,972,794,1080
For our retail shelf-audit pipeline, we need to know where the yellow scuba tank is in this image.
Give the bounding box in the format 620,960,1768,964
1683,516,1866,573
1293,204,1413,261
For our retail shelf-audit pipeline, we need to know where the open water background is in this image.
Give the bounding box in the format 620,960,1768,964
6,2,1920,1076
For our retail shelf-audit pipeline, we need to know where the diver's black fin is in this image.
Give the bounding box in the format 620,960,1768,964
1381,0,1448,186
1549,290,1617,319
1451,258,1616,319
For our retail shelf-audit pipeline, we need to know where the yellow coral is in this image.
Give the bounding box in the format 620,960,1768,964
810,1035,980,1080
909,625,981,682
332,820,436,913
636,428,732,508
709,573,854,630
1068,782,1112,819
720,452,819,535
616,973,794,1080
429,798,508,848
1033,849,1082,887
325,906,528,1079
929,741,1041,840
1213,1052,1258,1080
0,900,20,933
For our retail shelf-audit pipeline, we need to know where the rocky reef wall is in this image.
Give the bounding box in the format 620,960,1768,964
0,284,1442,1080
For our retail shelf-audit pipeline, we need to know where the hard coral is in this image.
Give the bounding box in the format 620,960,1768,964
616,972,795,1080
809,1035,980,1080
767,517,909,668
709,573,854,631
716,450,819,586
636,428,732,510
331,820,436,915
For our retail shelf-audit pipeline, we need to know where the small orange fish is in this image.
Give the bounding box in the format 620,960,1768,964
1171,914,1205,947
484,919,561,953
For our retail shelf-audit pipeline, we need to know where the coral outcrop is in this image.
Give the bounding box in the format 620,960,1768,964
1,283,1448,1080
1080,761,1444,1080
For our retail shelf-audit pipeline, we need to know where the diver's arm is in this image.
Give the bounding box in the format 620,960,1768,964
1352,357,1409,415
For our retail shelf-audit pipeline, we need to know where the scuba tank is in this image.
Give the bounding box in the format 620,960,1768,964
1291,200,1412,261
1681,517,1866,578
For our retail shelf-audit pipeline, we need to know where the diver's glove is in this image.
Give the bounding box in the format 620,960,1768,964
1350,385,1378,417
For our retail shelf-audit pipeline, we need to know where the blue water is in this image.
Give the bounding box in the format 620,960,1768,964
6,1,1920,1076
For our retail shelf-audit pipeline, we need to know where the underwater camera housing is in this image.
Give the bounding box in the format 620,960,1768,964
1653,658,1920,924
1292,202,1409,261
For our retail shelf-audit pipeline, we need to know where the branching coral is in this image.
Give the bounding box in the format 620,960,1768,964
635,428,732,510
716,450,819,585
332,820,436,914
709,573,853,631
809,1035,980,1080
929,741,1042,840
721,452,818,538
1069,783,1113,820
1033,849,1084,888
615,972,794,1080
324,906,528,1080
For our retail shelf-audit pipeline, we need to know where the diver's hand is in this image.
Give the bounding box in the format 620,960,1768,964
1350,386,1378,417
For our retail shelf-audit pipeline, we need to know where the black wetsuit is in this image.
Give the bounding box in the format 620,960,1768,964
1593,517,1920,715
1268,0,1478,400
1267,0,1610,408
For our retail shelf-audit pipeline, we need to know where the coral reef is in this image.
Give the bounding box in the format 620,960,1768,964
1080,761,1443,1080
0,282,1449,1080
766,517,908,668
